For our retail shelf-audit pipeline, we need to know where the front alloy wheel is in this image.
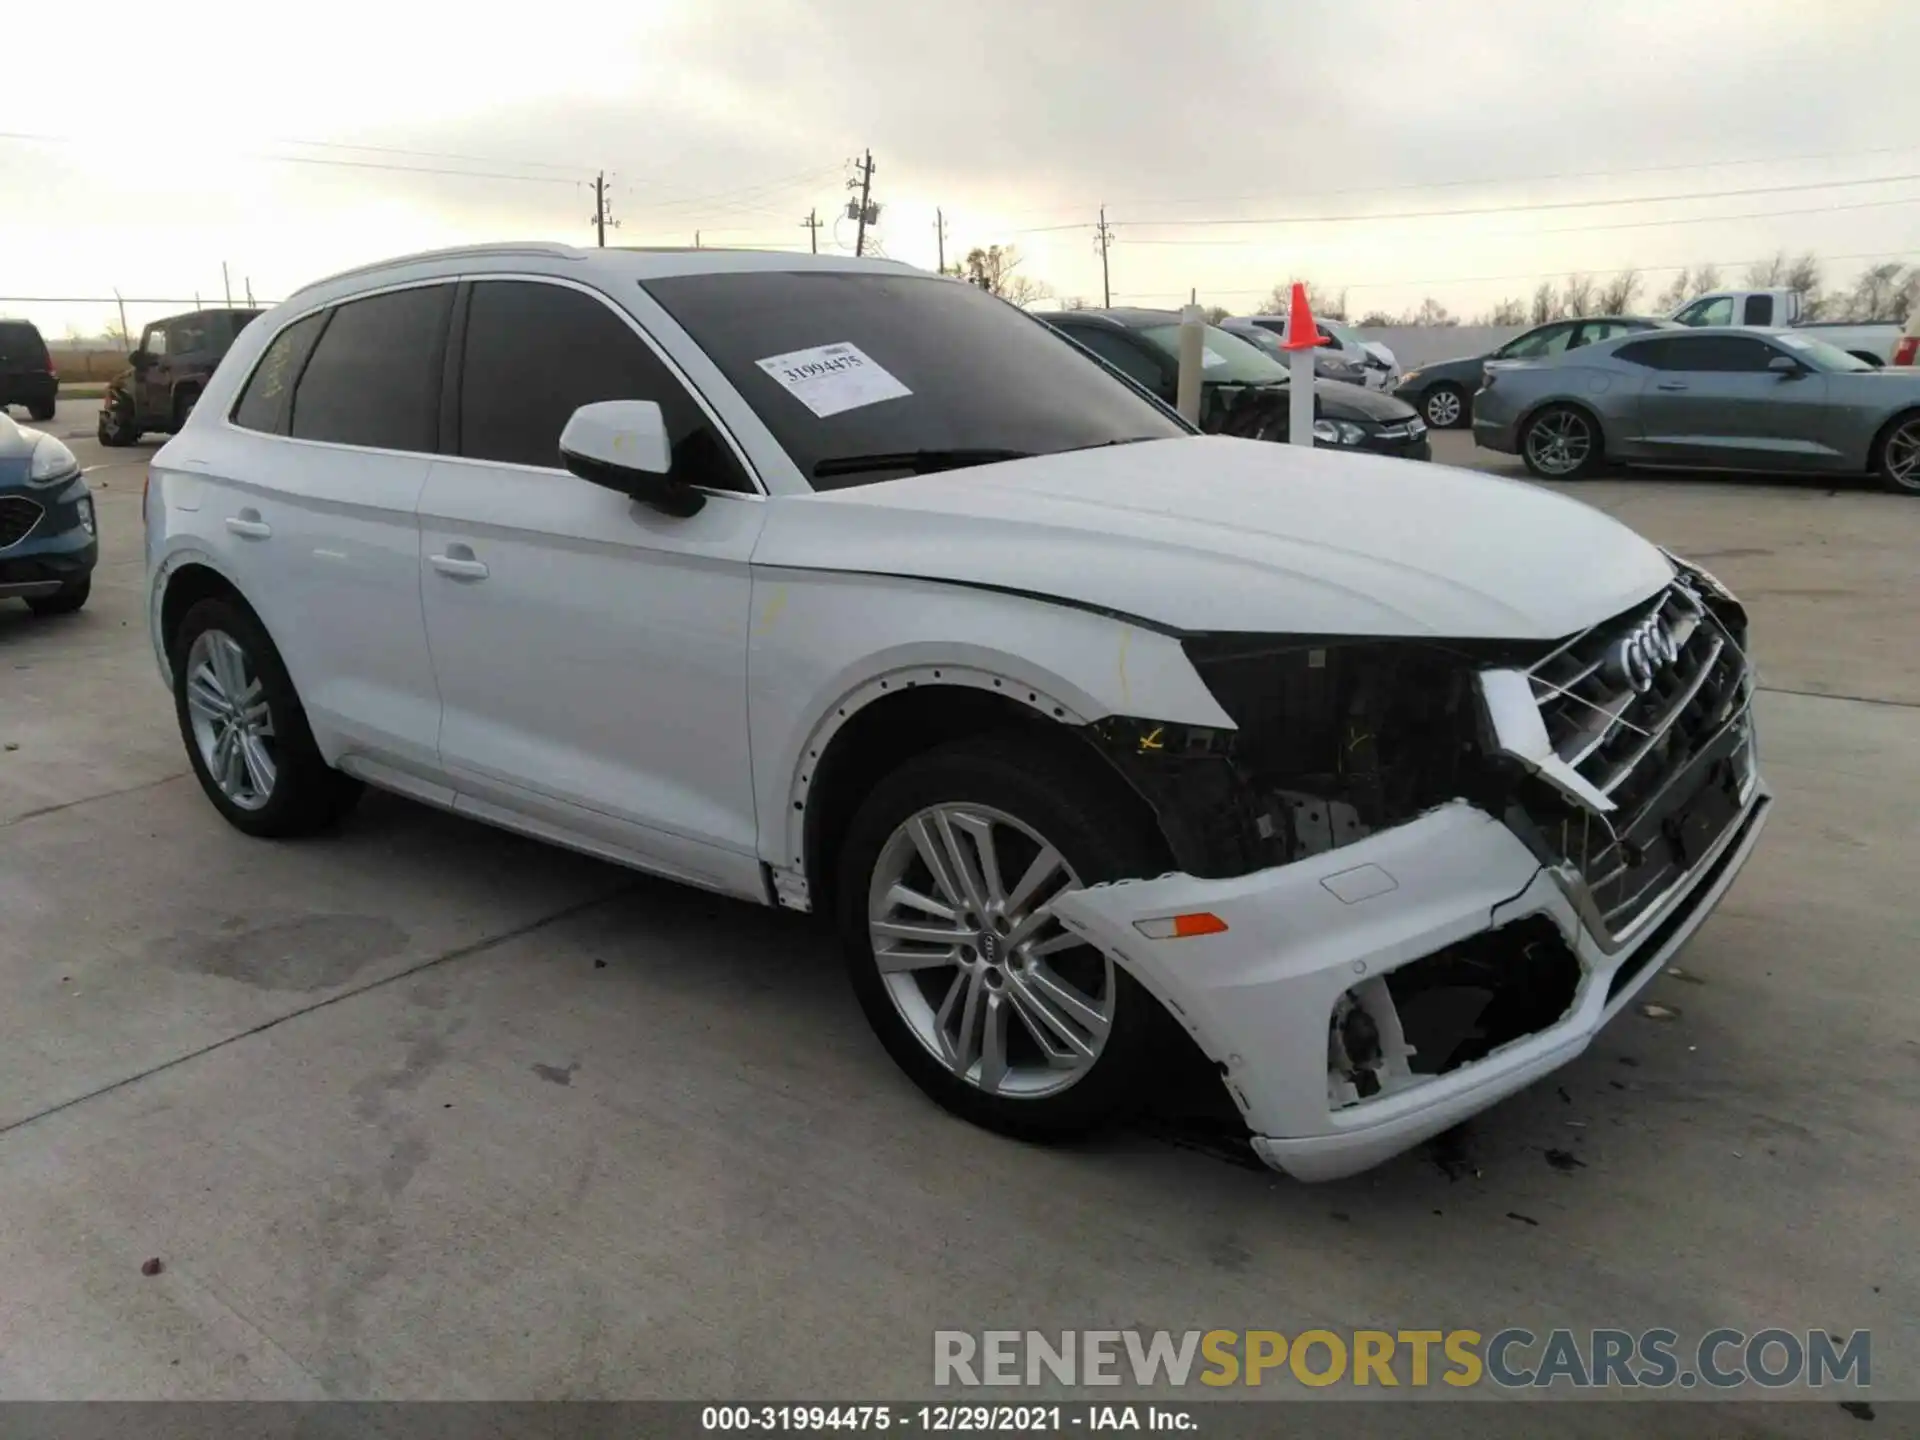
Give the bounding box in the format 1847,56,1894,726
184,628,278,810
868,802,1112,1098
1522,405,1601,479
1423,385,1465,429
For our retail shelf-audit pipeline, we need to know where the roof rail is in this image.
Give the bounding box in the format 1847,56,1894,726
289,241,586,296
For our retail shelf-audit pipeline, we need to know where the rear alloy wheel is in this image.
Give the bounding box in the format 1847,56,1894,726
98,403,139,447
1876,413,1920,495
838,735,1166,1141
171,596,361,836
1521,404,1602,480
1423,384,1467,430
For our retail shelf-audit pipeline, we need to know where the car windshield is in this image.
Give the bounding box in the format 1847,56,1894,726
1772,332,1875,372
642,271,1187,489
1138,322,1288,385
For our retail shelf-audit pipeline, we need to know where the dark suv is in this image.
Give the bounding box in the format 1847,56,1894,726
99,308,260,446
0,320,58,422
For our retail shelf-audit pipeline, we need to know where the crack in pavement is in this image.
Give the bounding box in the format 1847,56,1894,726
0,885,634,1147
0,772,190,828
1756,684,1920,710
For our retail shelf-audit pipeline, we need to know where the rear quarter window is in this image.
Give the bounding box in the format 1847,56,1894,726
231,312,328,436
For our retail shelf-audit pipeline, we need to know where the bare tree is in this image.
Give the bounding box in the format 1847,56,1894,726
959,244,1054,308
1265,279,1346,318
1560,273,1596,318
1409,296,1455,327
1655,267,1693,314
1746,251,1788,288
1594,267,1643,315
1529,281,1559,324
1691,262,1722,297
1357,309,1395,327
1846,262,1908,321
1201,305,1232,324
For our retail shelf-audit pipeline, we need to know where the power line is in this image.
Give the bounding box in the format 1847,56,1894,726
272,135,589,174
1107,171,1920,231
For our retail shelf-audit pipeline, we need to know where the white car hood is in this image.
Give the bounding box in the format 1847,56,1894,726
754,436,1671,640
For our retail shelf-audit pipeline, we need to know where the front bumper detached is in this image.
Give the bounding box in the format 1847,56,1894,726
1051,783,1771,1183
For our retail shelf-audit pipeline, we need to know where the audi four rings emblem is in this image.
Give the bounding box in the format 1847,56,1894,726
1608,615,1680,693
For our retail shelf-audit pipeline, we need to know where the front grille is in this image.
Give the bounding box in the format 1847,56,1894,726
0,495,44,549
1518,581,1754,939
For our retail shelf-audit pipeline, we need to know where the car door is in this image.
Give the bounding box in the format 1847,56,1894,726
216,284,453,789
1628,333,1834,468
136,323,170,423
417,276,767,895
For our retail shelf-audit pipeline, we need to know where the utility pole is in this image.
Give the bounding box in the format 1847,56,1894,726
848,150,876,258
801,208,823,254
935,207,948,274
591,172,618,248
1094,207,1115,308
222,262,232,307
694,231,701,249
113,289,129,351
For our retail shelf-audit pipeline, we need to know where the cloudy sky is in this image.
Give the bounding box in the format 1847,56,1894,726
4,0,1917,338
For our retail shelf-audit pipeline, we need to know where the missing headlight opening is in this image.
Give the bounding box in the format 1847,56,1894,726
1329,917,1582,1107
1092,636,1526,878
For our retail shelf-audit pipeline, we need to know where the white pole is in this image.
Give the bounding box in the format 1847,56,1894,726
1176,303,1205,424
1289,346,1315,447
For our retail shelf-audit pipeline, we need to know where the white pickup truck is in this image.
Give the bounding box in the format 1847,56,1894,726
1671,288,1902,366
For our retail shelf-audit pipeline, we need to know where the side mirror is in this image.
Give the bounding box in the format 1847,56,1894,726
1768,354,1805,377
558,400,705,517
128,350,149,369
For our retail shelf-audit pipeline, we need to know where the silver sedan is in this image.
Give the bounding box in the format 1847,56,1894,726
1472,326,1920,495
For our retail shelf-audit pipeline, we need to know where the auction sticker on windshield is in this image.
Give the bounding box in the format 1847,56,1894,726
755,342,913,418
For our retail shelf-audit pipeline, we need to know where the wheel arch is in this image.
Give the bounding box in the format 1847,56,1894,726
1846,350,1884,368
151,550,252,687
1867,404,1920,480
1517,395,1608,456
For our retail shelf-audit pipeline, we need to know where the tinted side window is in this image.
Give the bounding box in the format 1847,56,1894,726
1666,336,1780,372
170,316,212,356
1058,326,1167,391
1743,294,1774,325
1614,338,1677,369
1498,324,1574,359
290,285,452,452
456,280,749,490
231,312,328,435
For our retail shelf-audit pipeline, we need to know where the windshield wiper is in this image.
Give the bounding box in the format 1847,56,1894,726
811,448,1032,479
1059,435,1168,453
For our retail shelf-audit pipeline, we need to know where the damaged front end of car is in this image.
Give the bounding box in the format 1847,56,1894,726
1061,560,1770,1177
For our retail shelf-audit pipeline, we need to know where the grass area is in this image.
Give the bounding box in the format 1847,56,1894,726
50,347,128,382
59,383,107,400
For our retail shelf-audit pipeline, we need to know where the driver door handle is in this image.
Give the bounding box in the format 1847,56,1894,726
1655,380,1690,391
430,549,489,581
225,512,271,539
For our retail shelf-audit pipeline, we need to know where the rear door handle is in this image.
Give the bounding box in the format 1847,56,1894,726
1655,380,1690,391
225,513,271,539
430,551,490,581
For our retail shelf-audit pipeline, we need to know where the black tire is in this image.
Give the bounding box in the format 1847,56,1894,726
28,398,55,422
169,596,362,837
24,578,89,616
1520,403,1605,480
97,404,139,447
836,731,1168,1143
1422,383,1470,430
1872,409,1920,495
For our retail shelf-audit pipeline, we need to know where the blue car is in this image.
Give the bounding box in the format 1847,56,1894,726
0,413,96,615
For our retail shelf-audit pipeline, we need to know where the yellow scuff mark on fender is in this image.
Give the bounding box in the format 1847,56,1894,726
758,588,788,632
1117,626,1132,708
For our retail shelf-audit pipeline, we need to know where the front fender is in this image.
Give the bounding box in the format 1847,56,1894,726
746,568,1232,886
147,542,244,689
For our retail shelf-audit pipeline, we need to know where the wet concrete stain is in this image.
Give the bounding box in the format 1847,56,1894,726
533,1061,581,1087
1506,1212,1540,1227
1206,1236,1253,1271
1544,1148,1587,1173
151,913,408,991
1839,1401,1875,1421
1429,1123,1481,1181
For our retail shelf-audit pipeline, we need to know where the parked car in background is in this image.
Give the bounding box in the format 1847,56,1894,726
1231,313,1397,389
1473,326,1920,493
1044,309,1429,459
0,320,58,422
144,243,1767,1180
1670,288,1902,366
1892,311,1919,368
99,308,261,446
0,413,97,614
1218,316,1371,386
1394,316,1667,431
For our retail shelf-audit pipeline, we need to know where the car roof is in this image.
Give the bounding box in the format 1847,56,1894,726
286,241,923,311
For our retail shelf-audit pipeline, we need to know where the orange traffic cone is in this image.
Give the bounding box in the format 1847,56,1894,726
1280,281,1325,351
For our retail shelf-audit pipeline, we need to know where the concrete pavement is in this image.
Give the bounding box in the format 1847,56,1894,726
0,403,1913,1423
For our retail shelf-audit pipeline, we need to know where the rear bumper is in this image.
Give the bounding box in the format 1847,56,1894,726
1,375,58,407
1051,783,1771,1183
